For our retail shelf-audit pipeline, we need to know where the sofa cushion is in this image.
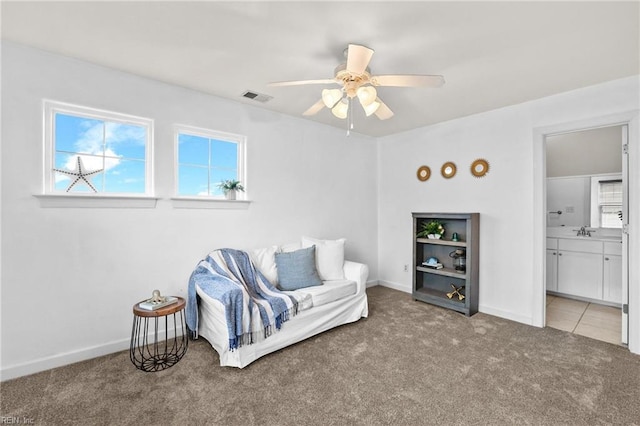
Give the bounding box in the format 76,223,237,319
301,236,346,281
299,279,357,307
280,289,313,311
275,246,323,291
249,246,279,285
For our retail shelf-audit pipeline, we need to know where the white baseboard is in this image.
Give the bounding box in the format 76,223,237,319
1,327,183,381
477,304,535,326
1,338,130,382
366,279,379,288
376,280,411,294
375,281,535,326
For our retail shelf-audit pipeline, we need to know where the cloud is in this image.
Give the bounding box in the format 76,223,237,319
75,121,145,153
55,149,121,184
56,120,129,183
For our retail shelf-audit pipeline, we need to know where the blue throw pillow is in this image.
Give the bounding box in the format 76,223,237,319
275,246,323,290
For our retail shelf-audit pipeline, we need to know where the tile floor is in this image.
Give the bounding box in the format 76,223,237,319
546,294,622,345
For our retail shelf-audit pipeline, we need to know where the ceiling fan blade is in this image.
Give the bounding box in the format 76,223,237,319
302,99,326,116
346,44,374,75
371,74,445,88
268,79,337,87
374,99,394,120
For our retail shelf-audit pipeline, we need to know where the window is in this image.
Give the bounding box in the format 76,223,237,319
44,101,153,195
175,126,245,198
598,179,623,228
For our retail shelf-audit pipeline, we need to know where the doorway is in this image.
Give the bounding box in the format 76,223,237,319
544,125,627,345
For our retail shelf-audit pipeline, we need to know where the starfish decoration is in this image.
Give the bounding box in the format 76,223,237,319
54,156,104,193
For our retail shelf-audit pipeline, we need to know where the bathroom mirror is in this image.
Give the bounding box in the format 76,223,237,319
441,162,456,179
546,126,623,228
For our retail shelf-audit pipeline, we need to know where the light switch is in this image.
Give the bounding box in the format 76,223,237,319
566,206,574,213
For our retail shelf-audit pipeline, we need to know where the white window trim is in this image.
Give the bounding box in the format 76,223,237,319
170,197,250,210
173,124,247,202
34,194,159,209
42,100,155,202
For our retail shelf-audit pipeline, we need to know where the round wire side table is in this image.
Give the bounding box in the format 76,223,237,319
130,297,188,372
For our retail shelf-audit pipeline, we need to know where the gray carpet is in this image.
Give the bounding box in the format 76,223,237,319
2,286,639,425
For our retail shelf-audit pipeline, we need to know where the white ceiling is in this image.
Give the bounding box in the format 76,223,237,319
1,1,638,137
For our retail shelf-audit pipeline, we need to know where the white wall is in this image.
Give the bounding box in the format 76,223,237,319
377,76,640,328
0,43,379,379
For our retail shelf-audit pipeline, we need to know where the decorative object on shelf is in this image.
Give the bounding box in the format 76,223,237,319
53,156,104,193
416,220,445,239
441,162,457,179
151,289,165,303
416,165,431,182
470,158,490,178
451,232,459,242
217,179,245,200
446,284,465,301
422,257,443,269
449,249,467,272
138,289,178,311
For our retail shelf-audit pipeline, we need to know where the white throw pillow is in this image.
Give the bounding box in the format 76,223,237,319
301,236,346,281
249,246,279,285
280,242,302,253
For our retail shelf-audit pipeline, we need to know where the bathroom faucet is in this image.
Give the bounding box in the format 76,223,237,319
574,226,595,237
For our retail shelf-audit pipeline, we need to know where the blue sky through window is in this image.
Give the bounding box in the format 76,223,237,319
177,132,238,196
54,112,147,193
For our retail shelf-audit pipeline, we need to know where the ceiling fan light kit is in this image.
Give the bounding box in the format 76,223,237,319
331,99,349,119
362,99,381,117
356,86,378,107
268,43,444,133
322,88,342,109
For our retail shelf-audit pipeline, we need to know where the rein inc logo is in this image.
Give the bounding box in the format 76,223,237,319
0,416,34,424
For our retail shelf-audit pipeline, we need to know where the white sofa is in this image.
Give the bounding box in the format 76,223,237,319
194,242,369,368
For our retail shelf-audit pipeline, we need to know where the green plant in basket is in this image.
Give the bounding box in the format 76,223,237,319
417,220,445,238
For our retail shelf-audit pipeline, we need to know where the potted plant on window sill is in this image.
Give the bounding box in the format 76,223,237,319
417,220,445,239
217,180,245,200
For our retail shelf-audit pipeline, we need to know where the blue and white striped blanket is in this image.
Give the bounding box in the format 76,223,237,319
187,248,300,350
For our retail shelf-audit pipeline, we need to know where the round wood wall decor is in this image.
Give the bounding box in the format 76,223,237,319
441,162,457,179
417,166,431,181
470,159,490,178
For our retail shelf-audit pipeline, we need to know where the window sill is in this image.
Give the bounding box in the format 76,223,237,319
170,197,251,210
34,194,159,208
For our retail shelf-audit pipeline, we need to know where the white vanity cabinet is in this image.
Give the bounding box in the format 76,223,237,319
547,236,622,305
603,241,622,304
557,239,604,300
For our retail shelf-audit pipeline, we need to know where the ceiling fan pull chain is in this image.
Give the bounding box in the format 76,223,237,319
348,97,354,133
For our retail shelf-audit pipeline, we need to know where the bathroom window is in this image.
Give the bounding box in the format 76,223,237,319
598,179,623,228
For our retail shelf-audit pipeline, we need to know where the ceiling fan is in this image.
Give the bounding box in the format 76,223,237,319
268,44,445,127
